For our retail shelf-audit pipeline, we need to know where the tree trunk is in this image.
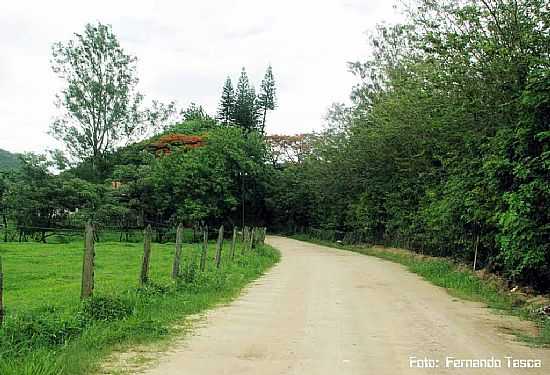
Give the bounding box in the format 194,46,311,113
262,108,267,133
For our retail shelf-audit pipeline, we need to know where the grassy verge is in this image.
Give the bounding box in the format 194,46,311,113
291,234,550,347
0,239,279,375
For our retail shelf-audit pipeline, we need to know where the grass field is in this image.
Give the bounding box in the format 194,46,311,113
0,236,279,375
291,234,550,347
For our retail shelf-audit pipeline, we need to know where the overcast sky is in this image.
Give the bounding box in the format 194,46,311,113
0,0,400,154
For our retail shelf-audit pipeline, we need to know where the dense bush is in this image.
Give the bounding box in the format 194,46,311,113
80,295,134,322
0,311,84,355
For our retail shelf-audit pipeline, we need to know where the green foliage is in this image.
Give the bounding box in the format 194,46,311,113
217,66,277,133
493,67,550,283
2,117,270,235
269,0,550,289
258,65,277,132
0,149,20,171
217,77,235,125
4,154,97,238
180,103,212,122
80,295,133,322
112,124,269,227
50,22,142,179
233,67,259,132
0,308,86,358
168,117,218,135
0,238,279,374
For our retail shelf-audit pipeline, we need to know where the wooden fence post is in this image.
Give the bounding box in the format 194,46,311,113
200,226,208,271
250,227,256,250
243,226,249,246
172,223,184,279
230,227,237,260
80,222,95,299
139,225,152,286
0,256,4,326
215,225,224,269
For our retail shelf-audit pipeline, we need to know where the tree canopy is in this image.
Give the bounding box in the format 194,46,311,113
263,0,550,289
216,66,277,133
50,22,143,180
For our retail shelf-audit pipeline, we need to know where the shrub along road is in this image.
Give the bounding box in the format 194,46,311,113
140,236,549,374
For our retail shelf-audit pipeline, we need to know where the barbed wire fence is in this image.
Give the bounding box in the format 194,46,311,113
0,220,268,327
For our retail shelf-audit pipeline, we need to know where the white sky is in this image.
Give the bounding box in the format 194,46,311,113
0,0,400,154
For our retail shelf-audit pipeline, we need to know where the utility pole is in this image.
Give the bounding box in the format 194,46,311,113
241,171,245,228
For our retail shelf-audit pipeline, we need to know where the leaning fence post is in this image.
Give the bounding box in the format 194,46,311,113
0,256,4,326
473,234,480,271
172,223,184,279
230,227,237,260
200,226,208,271
80,222,95,299
215,225,224,269
139,225,152,286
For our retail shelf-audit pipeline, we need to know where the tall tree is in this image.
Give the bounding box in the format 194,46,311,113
258,65,277,133
233,68,259,132
217,77,235,125
50,22,142,180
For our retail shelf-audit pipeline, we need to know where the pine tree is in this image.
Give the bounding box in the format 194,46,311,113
233,67,259,132
258,65,277,133
217,77,235,125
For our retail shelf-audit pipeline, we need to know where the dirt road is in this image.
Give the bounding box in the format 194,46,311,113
142,236,549,374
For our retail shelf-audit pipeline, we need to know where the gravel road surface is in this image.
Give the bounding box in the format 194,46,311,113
142,236,549,374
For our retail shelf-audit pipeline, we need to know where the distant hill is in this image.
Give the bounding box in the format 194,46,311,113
0,148,21,170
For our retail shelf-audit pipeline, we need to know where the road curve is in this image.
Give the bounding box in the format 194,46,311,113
142,236,549,374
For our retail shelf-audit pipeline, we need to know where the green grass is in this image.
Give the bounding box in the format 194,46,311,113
291,234,550,346
0,238,279,374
